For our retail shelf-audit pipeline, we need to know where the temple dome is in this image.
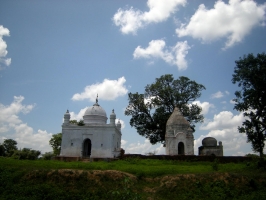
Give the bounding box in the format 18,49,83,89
83,101,107,124
202,137,217,147
166,107,190,126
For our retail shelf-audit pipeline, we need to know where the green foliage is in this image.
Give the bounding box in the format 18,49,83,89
77,119,85,126
1,139,18,157
69,120,78,124
125,74,205,144
109,177,141,200
70,119,85,126
232,52,266,157
11,148,41,160
41,152,55,160
1,157,266,200
49,133,62,156
212,159,219,171
0,144,4,156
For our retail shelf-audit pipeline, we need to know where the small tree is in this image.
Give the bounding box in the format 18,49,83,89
49,133,62,156
70,119,85,126
41,152,54,160
232,52,266,158
2,139,18,157
77,120,85,126
70,120,78,124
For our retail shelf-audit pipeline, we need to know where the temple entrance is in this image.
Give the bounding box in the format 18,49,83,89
178,142,185,155
83,139,91,157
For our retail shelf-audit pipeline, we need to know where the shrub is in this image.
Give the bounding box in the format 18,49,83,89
41,152,55,160
212,159,219,171
11,148,41,160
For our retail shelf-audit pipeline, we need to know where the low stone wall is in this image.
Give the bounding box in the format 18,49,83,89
121,154,253,163
53,156,81,162
53,154,253,163
53,156,119,162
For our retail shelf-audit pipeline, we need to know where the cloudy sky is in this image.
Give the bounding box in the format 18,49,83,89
1,0,266,156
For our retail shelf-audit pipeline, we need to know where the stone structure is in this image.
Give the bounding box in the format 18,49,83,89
165,107,194,155
198,137,223,156
60,97,122,158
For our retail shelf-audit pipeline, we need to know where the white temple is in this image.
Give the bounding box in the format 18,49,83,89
60,96,122,158
165,107,194,155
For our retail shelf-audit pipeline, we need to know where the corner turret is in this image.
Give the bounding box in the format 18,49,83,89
110,109,116,125
63,110,70,125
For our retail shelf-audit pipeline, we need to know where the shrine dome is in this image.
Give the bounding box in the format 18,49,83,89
166,107,190,126
83,97,107,124
202,137,217,147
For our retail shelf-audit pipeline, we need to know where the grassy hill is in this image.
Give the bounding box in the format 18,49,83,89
1,156,266,199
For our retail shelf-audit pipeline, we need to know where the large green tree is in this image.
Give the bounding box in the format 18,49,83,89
49,133,62,156
232,52,266,158
125,74,205,144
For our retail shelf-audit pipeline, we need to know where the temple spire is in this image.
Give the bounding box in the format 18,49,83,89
94,94,99,106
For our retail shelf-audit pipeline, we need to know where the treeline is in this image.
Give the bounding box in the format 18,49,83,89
0,139,54,160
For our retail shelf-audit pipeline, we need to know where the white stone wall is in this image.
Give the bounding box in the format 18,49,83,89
60,124,121,158
165,131,194,155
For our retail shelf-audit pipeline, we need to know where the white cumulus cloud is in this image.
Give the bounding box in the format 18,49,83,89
194,110,251,155
123,139,165,155
200,111,245,130
113,0,186,34
211,90,230,99
0,25,11,70
72,77,128,101
192,101,214,115
133,39,190,70
0,96,53,153
69,107,88,121
176,0,266,49
211,91,224,99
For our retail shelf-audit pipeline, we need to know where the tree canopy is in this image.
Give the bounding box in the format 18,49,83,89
232,52,266,157
49,133,62,156
1,139,18,157
70,119,85,126
12,148,41,160
125,74,205,144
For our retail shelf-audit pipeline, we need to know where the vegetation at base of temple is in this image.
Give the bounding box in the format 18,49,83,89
1,156,266,199
49,133,62,156
125,74,205,145
232,52,266,158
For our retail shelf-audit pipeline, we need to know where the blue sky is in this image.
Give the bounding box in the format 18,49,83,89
0,0,266,156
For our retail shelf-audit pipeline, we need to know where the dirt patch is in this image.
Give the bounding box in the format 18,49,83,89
25,169,136,182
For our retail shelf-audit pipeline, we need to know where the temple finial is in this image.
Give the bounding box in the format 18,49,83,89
96,94,98,104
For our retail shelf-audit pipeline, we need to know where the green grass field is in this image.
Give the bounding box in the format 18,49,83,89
1,157,266,199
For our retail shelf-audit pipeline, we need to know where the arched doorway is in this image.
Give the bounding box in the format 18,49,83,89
83,139,91,157
178,142,185,155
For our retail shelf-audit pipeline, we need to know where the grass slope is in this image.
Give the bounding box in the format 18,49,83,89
0,157,266,199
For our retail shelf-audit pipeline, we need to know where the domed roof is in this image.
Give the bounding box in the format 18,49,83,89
202,137,217,147
84,103,107,117
166,107,190,126
83,95,107,124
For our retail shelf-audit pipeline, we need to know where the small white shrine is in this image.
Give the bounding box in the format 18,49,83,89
165,107,194,155
60,96,122,158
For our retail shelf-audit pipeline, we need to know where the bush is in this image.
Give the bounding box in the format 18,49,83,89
41,152,55,160
212,159,219,171
11,148,41,160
